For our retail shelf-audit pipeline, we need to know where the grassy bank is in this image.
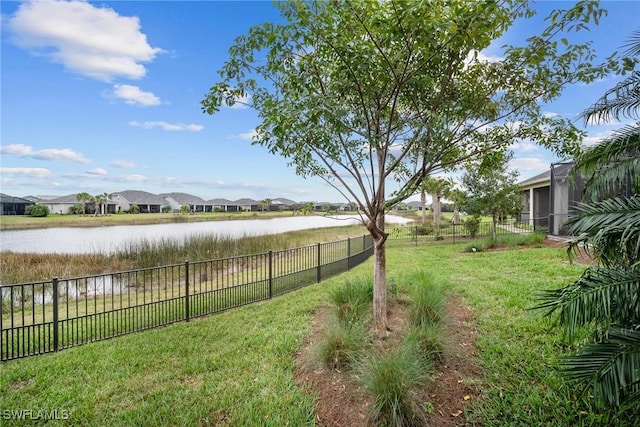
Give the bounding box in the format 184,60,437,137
2,241,636,425
0,225,365,285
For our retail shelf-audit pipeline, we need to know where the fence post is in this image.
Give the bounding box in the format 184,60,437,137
184,261,190,322
347,237,351,270
268,250,273,299
52,278,59,352
317,243,322,283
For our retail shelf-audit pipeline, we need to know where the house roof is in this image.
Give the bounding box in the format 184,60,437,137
208,198,234,205
272,197,297,206
160,192,207,204
518,170,550,188
233,198,259,205
113,190,167,205
0,193,34,204
45,193,83,203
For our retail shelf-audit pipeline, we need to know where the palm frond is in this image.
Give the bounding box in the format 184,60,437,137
572,124,640,200
536,266,640,340
580,72,640,124
622,29,640,58
562,326,640,408
567,196,640,265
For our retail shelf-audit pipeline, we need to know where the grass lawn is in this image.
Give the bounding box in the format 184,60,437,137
1,240,634,426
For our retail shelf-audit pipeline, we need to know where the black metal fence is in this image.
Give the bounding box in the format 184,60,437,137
387,219,534,244
1,235,373,362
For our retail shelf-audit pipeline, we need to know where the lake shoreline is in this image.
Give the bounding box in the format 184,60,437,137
0,210,367,231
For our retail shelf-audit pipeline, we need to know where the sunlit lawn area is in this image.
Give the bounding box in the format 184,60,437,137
1,240,634,426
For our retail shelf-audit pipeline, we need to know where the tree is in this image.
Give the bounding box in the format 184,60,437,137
180,205,190,215
93,192,110,217
202,0,618,334
461,151,522,242
444,187,466,224
537,31,640,410
260,198,273,212
420,176,452,226
76,192,92,215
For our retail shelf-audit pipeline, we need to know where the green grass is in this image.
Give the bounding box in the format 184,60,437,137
2,240,638,425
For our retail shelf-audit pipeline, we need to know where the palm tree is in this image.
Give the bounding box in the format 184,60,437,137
537,31,640,410
419,176,452,226
260,198,272,212
76,192,92,215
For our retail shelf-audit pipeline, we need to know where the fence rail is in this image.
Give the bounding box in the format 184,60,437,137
387,219,534,244
1,235,373,362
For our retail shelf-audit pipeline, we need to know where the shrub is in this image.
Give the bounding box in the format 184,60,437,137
25,204,49,217
68,203,84,215
465,216,481,237
127,204,140,214
414,224,433,236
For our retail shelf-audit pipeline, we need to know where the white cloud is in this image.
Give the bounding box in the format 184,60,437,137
0,144,91,163
0,167,54,179
228,94,251,110
108,84,161,106
129,121,204,132
118,174,148,182
235,129,258,141
511,141,538,153
509,156,550,176
582,129,615,147
111,159,137,169
467,50,503,65
6,0,163,81
86,168,107,176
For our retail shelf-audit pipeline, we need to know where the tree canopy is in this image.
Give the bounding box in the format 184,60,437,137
203,0,623,332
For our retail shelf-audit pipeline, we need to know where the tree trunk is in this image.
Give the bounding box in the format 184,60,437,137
372,234,387,336
370,211,388,337
432,193,441,226
452,206,460,224
492,214,498,242
420,190,426,224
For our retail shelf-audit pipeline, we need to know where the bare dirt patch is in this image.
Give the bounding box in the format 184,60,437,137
294,295,481,426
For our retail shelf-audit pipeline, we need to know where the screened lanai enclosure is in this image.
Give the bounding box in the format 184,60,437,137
549,161,586,236
518,161,586,236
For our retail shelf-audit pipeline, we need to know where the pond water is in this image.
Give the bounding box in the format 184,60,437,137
0,214,411,254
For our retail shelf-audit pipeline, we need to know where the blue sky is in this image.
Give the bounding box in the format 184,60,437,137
1,1,638,203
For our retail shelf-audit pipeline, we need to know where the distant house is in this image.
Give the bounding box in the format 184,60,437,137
233,198,259,212
161,192,211,213
209,198,236,212
112,190,169,213
517,161,585,236
0,194,34,215
42,194,81,214
271,198,297,211
41,194,116,215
